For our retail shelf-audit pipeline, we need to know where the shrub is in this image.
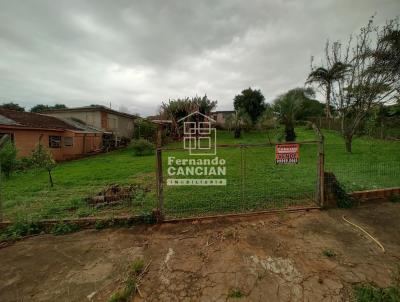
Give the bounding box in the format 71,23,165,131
15,156,35,171
132,139,155,156
0,140,17,177
0,220,43,241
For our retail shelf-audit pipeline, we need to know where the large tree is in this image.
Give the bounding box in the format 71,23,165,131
0,102,25,112
233,88,266,124
321,17,400,152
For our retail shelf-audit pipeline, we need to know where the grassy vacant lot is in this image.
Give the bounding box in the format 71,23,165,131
2,127,399,220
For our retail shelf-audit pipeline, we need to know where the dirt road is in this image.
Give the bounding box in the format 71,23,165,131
1,202,399,301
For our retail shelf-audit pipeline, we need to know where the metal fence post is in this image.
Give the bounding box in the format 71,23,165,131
312,124,325,207
156,148,164,220
318,136,325,207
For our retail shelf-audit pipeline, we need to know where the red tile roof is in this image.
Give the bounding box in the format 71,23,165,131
0,109,80,130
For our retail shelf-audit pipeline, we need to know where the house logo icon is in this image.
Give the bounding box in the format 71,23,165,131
178,111,217,156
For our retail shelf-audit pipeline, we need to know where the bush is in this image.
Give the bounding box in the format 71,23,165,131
0,140,17,177
15,157,35,171
0,220,43,241
132,139,155,156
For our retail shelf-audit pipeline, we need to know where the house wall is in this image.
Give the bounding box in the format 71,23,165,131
47,110,135,138
105,113,134,138
46,111,102,129
211,112,233,128
1,128,102,161
62,130,102,159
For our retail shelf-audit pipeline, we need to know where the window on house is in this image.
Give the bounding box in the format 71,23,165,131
64,137,73,147
49,136,62,148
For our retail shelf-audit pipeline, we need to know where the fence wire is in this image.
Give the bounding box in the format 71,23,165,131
325,140,400,192
162,143,318,219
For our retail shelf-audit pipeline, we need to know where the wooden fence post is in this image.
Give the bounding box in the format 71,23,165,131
156,148,164,220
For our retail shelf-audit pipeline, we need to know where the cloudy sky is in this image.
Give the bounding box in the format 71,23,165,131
0,0,399,116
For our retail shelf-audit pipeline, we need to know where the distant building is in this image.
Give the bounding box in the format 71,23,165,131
210,111,234,128
0,109,102,161
43,105,138,139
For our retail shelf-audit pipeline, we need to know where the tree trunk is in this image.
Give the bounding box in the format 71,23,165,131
340,115,344,135
326,83,331,118
285,124,296,142
48,170,54,187
234,127,241,138
344,135,353,153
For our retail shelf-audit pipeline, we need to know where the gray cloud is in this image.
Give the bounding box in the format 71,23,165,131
0,0,399,116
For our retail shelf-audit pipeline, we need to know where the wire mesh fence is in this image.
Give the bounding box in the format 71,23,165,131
161,142,319,219
0,159,158,223
1,133,398,224
325,139,400,192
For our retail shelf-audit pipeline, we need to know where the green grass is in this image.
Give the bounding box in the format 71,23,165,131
1,127,399,221
107,258,145,302
354,264,400,302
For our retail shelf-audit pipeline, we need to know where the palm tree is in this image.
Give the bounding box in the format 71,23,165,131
229,110,251,138
306,62,349,118
273,88,314,141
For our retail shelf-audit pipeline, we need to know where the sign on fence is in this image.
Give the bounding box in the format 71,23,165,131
275,144,299,164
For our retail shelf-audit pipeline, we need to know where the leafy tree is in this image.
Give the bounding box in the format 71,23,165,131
273,88,314,141
30,104,67,113
319,17,400,152
192,95,217,116
306,61,350,118
296,98,326,120
233,88,266,124
0,140,17,178
160,95,217,138
0,102,25,112
134,119,157,142
30,104,49,113
52,104,67,109
31,144,56,187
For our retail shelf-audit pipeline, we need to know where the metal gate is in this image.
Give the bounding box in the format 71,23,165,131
156,141,323,219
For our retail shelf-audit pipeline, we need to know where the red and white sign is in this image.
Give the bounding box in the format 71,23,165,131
275,144,299,164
